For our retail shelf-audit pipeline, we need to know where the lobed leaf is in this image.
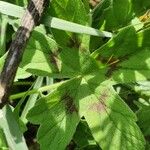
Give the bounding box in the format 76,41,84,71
27,72,145,149
79,80,145,150
27,78,82,150
92,27,150,82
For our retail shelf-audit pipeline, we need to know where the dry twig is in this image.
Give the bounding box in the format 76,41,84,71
0,0,48,108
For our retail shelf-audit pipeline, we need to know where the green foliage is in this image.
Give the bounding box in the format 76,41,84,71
0,0,150,150
0,105,28,150
0,129,8,150
92,26,150,82
79,81,144,150
27,78,81,150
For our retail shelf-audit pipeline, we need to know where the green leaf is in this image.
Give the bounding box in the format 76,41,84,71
20,27,61,77
1,1,149,150
0,14,8,56
20,25,100,77
92,27,137,58
132,81,150,97
21,76,44,124
15,67,31,81
92,0,133,31
0,105,28,150
112,0,132,24
79,80,145,150
58,49,100,77
27,69,145,149
49,0,89,25
27,78,82,150
137,105,150,136
0,129,8,150
92,27,150,82
73,121,98,149
132,0,150,16
49,0,91,51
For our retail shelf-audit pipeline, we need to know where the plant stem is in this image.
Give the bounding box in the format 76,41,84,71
13,81,33,86
10,81,65,100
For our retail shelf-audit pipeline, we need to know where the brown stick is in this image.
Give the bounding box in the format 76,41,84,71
0,0,48,109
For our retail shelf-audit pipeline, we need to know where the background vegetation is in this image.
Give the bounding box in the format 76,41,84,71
0,0,150,149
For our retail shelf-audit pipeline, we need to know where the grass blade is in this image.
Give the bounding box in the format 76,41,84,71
0,1,113,37
0,105,28,150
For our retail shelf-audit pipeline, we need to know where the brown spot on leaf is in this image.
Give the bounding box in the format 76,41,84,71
89,90,109,112
49,49,61,72
99,90,109,101
96,52,133,77
105,54,130,77
61,93,77,114
97,55,120,66
79,44,88,52
96,55,107,64
67,34,81,49
106,64,120,77
50,53,58,66
89,101,106,112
